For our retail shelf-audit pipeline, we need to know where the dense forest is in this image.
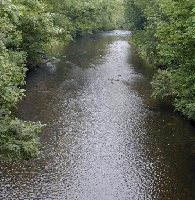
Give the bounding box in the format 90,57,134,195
0,0,124,161
124,0,195,120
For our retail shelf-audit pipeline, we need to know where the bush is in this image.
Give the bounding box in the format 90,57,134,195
124,0,195,120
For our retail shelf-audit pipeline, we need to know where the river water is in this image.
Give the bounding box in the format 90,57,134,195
1,30,195,199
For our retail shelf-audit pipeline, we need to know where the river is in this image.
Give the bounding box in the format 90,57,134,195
1,30,195,199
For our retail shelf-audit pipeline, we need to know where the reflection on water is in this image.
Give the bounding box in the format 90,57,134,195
1,30,195,199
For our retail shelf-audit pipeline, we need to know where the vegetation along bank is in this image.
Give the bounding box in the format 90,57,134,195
124,0,195,120
0,0,124,161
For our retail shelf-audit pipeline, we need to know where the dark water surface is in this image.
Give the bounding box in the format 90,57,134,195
1,30,195,199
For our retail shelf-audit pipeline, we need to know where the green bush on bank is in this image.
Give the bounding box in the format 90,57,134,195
0,0,52,161
124,0,195,120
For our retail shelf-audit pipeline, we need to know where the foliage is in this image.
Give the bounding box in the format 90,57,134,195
0,0,51,161
1,0,124,161
44,0,124,37
0,116,44,162
151,70,174,98
18,0,63,66
124,0,195,120
124,0,146,32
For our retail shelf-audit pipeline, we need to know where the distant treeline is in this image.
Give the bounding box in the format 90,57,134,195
0,0,124,161
124,0,195,120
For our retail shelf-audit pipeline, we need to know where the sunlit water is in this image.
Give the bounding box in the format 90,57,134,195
1,30,195,199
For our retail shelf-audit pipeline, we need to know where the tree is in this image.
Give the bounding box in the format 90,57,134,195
0,0,125,161
124,0,195,120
